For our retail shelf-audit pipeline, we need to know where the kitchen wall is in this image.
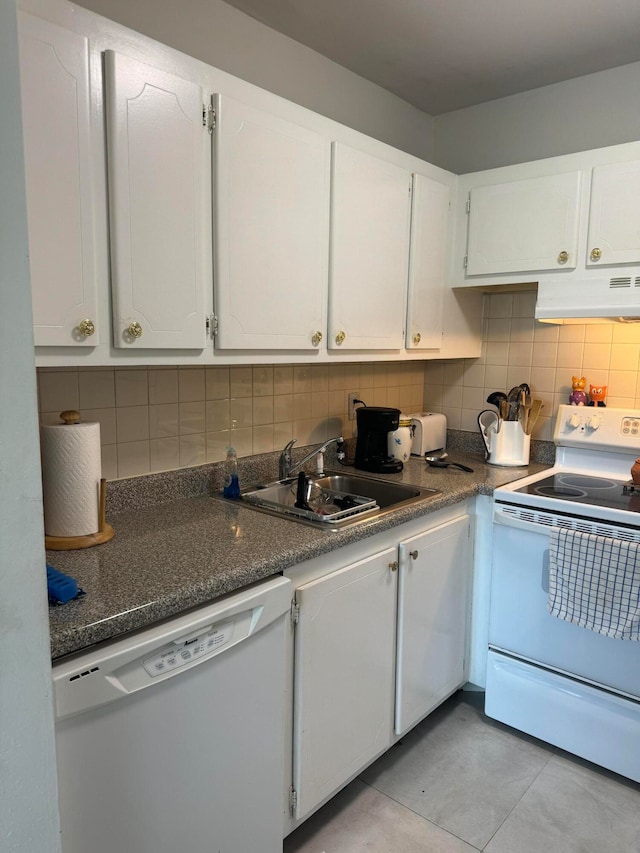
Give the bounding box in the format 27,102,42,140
433,61,640,174
69,0,435,162
37,362,425,479
424,290,640,441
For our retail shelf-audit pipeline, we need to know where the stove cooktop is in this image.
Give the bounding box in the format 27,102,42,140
511,473,640,514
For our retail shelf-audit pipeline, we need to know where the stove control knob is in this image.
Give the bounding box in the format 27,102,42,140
587,415,602,431
567,413,582,429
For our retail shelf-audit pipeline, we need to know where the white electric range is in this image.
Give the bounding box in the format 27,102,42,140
486,405,640,782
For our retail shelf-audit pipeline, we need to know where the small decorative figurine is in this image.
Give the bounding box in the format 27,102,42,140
569,376,588,406
588,385,607,407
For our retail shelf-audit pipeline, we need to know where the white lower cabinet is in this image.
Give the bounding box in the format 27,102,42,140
285,505,471,830
292,546,397,820
395,515,471,735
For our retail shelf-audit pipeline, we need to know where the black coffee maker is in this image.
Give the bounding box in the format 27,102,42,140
354,406,403,473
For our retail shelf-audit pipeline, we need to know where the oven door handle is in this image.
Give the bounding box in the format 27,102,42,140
493,507,553,536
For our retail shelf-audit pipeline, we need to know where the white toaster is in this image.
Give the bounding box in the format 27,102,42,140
407,412,447,456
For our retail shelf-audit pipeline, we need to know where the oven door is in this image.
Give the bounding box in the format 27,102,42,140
489,505,640,699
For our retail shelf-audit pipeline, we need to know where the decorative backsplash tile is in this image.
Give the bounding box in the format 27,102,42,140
38,362,425,480
423,290,640,441
40,289,638,481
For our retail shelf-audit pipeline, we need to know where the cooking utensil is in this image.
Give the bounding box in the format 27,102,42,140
486,391,507,411
426,459,474,472
525,399,544,435
506,386,522,421
424,451,448,461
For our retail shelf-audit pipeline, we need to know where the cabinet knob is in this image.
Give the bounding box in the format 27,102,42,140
78,318,95,338
409,549,419,560
335,330,346,346
127,321,143,339
389,561,398,572
557,250,569,264
590,247,602,262
311,330,322,346
413,332,421,346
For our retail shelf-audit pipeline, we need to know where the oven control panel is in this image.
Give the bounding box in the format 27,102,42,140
555,405,640,451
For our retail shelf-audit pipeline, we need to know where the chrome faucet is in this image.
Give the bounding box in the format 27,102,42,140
279,436,344,480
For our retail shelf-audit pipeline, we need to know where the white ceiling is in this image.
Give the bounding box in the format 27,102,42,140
220,0,640,115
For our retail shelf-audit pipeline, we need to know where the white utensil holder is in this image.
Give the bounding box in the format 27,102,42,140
488,421,530,467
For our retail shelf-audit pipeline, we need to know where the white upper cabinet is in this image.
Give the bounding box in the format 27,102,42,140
466,171,581,276
19,14,98,347
587,160,640,267
328,143,411,350
104,51,209,349
405,174,450,350
213,95,329,350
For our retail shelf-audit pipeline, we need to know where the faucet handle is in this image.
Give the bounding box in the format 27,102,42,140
283,438,297,453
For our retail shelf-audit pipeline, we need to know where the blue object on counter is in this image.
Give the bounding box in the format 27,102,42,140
222,446,241,499
47,563,84,605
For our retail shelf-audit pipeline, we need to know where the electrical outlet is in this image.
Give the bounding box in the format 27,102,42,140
348,392,360,421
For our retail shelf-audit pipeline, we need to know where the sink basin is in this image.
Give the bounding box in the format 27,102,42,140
238,470,439,530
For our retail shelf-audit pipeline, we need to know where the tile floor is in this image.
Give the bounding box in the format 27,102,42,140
283,690,640,853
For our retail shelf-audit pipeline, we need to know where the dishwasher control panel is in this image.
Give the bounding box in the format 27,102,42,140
143,620,234,677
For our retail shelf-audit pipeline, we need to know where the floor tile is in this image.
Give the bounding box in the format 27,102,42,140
360,693,553,849
283,778,478,853
485,753,640,853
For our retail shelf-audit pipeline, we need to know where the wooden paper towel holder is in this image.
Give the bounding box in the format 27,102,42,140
45,477,115,551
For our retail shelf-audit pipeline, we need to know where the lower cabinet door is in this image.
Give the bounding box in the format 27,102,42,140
395,514,470,735
292,547,397,820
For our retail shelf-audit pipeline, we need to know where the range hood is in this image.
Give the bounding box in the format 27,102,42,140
535,273,640,324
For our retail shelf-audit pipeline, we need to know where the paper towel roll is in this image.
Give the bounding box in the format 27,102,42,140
41,420,101,537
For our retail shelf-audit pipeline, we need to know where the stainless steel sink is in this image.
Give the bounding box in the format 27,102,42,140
237,470,440,530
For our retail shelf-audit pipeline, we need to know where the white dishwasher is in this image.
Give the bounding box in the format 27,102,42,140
53,575,291,853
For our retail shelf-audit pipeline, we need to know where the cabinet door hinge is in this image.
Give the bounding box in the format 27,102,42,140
463,255,468,269
290,597,300,626
206,313,218,337
289,786,298,815
466,197,471,214
203,103,216,133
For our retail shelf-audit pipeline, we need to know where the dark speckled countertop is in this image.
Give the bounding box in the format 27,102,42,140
47,444,551,660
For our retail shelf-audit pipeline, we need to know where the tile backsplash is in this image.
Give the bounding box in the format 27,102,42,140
423,290,640,441
37,363,425,479
38,290,640,480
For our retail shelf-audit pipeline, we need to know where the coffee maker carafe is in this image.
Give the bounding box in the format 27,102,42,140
355,406,403,473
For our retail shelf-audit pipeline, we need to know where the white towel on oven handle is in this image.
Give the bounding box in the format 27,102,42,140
547,527,640,641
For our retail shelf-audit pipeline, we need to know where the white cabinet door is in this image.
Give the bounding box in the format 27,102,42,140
466,172,581,276
395,514,470,736
587,160,640,267
328,143,411,350
213,95,329,350
105,51,209,349
292,547,397,820
19,14,98,347
405,174,449,350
